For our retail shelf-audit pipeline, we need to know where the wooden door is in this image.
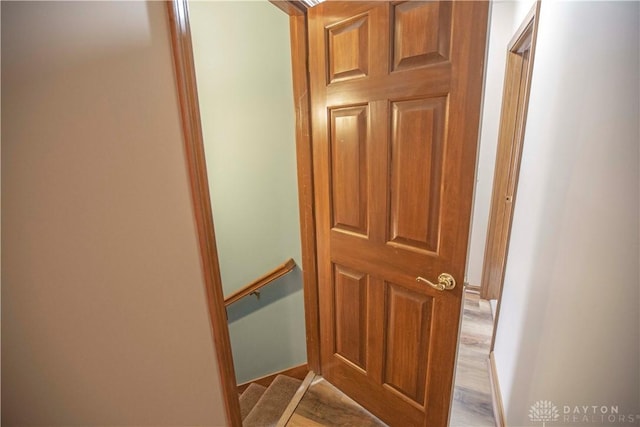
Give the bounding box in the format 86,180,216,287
308,2,488,426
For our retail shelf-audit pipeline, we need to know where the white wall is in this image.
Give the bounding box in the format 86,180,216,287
1,2,227,425
467,1,516,287
189,0,306,383
493,1,640,425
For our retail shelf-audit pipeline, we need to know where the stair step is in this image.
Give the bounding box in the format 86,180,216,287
240,383,267,421
243,375,303,427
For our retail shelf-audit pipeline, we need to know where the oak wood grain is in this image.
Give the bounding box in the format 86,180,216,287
334,265,368,370
308,2,489,426
288,12,322,374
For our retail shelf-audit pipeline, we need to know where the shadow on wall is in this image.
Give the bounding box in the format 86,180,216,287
227,267,304,323
226,267,307,384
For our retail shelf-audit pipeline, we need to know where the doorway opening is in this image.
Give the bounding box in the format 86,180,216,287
167,0,539,426
167,1,315,424
469,3,541,425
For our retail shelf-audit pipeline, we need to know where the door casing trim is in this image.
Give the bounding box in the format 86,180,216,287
166,1,242,424
287,10,322,374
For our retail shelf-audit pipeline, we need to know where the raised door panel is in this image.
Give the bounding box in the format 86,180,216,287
308,2,489,426
327,15,369,83
392,1,452,71
333,264,368,371
330,106,369,235
383,283,433,407
389,97,446,253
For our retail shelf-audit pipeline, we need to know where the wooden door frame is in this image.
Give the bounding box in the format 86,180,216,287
479,2,540,348
166,1,318,425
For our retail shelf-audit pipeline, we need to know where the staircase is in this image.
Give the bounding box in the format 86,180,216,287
240,374,304,426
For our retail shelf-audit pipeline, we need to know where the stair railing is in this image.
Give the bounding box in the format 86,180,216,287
224,258,297,306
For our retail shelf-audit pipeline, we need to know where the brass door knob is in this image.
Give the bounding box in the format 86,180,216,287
416,273,456,291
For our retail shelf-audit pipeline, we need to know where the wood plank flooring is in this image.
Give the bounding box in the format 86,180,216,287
449,291,496,426
285,290,496,426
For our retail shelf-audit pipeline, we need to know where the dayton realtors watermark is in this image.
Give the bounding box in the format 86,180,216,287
529,401,640,425
563,405,638,424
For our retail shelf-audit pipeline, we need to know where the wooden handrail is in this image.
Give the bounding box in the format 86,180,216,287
224,258,296,307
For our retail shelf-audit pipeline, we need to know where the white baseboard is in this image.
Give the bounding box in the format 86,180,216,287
488,351,506,427
490,299,498,318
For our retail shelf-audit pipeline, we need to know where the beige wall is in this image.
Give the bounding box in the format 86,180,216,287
493,1,640,424
1,2,227,425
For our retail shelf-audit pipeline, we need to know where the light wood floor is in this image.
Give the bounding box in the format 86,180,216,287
285,290,496,426
449,291,495,426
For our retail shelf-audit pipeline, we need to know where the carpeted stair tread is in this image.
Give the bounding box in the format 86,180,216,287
240,383,267,421
243,375,303,427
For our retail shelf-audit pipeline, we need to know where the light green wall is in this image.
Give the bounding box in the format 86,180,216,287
189,0,306,383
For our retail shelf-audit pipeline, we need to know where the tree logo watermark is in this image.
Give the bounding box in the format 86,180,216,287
529,400,560,426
